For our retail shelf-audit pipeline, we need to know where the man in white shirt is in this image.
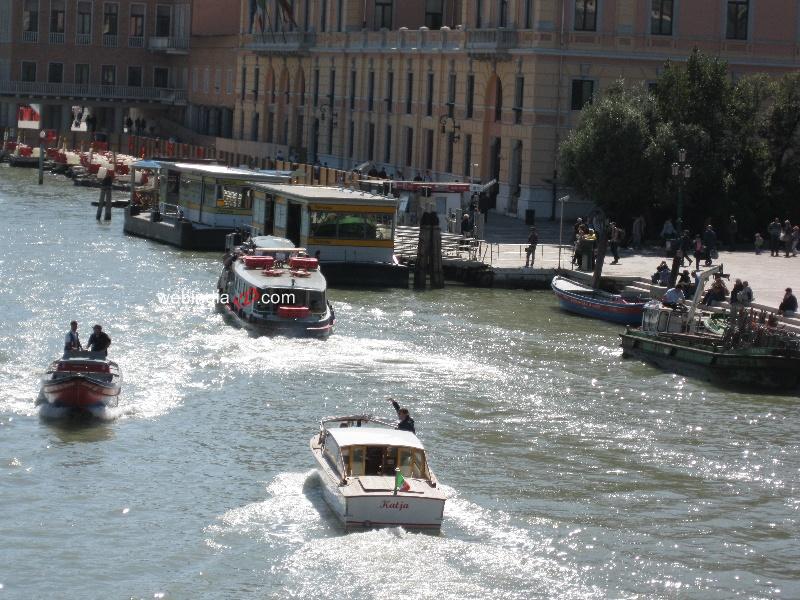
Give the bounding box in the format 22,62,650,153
63,321,82,356
662,284,685,308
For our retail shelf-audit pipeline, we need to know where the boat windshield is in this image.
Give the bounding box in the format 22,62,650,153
344,445,428,479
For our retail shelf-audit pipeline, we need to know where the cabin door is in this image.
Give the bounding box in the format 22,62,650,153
262,194,275,235
286,201,302,246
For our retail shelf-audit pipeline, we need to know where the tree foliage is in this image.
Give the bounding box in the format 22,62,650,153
559,49,800,235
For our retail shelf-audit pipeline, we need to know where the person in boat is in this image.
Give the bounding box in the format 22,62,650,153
86,324,111,357
779,288,798,317
702,276,728,307
63,321,82,355
661,283,686,309
738,281,753,306
651,261,670,285
389,398,416,434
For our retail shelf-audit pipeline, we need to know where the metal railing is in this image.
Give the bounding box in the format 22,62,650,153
0,80,187,104
22,30,38,43
102,34,118,48
148,36,189,51
465,28,518,50
48,31,65,44
247,31,316,52
75,32,91,45
128,36,144,48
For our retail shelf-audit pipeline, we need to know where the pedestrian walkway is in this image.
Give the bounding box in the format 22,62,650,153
482,211,564,244
485,242,798,305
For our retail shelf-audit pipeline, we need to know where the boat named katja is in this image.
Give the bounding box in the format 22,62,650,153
310,414,446,530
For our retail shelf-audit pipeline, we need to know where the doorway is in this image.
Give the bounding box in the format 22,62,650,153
286,201,302,246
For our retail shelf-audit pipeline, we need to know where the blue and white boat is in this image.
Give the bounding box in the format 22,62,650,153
551,275,650,325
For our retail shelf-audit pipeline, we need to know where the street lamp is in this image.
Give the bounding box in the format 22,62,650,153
671,148,691,233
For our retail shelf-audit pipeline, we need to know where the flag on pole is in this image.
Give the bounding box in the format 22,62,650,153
394,469,411,494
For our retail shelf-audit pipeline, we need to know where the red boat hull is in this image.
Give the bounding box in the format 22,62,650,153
41,375,120,409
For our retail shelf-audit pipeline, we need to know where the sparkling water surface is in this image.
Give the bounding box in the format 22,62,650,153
0,167,798,599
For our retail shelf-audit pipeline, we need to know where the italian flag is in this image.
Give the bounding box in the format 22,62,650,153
395,470,411,493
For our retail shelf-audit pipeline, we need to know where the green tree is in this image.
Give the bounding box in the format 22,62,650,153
559,82,673,221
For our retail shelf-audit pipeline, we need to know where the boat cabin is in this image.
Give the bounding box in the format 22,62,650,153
249,184,398,264
320,425,430,481
129,160,292,228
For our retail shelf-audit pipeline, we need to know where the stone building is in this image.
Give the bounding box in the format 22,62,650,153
230,0,800,220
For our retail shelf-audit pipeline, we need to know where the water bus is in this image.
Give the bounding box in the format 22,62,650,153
217,234,334,338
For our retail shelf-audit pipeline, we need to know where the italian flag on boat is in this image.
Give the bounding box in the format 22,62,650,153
395,469,411,493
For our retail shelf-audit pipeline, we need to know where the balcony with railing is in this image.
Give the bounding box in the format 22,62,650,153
246,31,316,54
128,36,144,48
148,36,189,54
0,80,187,105
22,30,38,43
465,28,519,56
48,31,65,44
103,34,118,48
75,32,91,45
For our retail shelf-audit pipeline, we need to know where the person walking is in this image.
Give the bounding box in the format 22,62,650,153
609,222,623,265
783,220,793,257
768,217,782,256
702,224,717,266
692,233,704,270
525,227,539,268
727,215,738,248
754,233,764,255
679,230,691,267
632,215,645,250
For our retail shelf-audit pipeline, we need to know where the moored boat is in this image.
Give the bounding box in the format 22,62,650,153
217,234,334,338
551,275,649,325
40,351,122,409
620,267,800,390
310,414,446,530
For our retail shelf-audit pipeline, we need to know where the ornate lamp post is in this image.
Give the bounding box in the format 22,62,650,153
669,149,692,287
671,148,691,233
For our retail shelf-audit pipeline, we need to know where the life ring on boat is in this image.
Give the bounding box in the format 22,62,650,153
263,268,285,276
290,270,311,278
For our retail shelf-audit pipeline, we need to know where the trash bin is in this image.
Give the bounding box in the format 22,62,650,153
525,209,536,225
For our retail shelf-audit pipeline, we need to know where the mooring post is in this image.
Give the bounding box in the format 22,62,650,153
37,130,44,185
414,215,431,289
430,215,444,289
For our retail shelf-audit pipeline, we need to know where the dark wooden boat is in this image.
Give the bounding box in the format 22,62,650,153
40,351,121,409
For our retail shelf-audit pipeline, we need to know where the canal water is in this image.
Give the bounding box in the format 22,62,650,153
0,166,797,599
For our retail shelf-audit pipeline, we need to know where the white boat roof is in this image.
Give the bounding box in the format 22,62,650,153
252,183,398,206
133,160,292,182
327,427,425,450
233,259,327,291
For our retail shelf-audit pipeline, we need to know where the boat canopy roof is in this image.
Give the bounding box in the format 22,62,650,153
233,259,327,291
252,235,295,249
252,183,398,207
326,427,425,450
132,160,292,182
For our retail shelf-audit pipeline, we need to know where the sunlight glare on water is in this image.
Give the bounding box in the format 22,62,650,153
0,167,798,599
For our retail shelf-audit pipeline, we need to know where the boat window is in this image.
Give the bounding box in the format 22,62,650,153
180,174,202,205
323,436,342,476
308,211,394,241
398,447,426,478
657,310,670,332
203,179,216,206
350,446,365,476
308,291,326,313
365,445,384,475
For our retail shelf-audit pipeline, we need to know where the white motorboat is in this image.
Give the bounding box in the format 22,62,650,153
310,415,446,530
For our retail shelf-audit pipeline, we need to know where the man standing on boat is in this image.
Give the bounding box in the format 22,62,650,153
389,398,416,434
86,325,112,358
63,321,82,355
